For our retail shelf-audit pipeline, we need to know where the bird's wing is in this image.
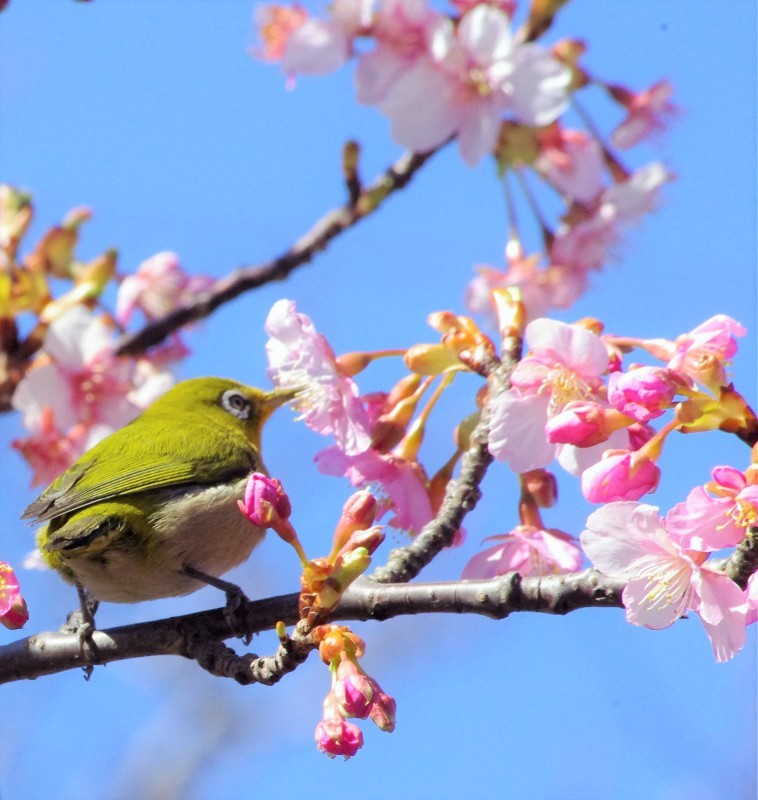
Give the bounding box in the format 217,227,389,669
22,417,259,523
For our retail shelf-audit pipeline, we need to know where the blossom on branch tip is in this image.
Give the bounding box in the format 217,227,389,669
581,502,748,662
665,466,758,552
315,700,364,759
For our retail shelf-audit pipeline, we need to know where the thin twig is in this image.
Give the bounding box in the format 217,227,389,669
115,148,440,357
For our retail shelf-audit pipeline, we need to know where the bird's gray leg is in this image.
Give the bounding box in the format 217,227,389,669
181,565,250,640
60,582,100,679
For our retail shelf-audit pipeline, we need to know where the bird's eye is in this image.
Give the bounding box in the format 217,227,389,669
221,389,251,420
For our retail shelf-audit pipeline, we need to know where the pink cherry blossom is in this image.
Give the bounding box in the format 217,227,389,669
643,315,746,393
606,365,679,422
462,525,583,579
609,79,676,150
550,162,670,271
265,299,373,455
0,561,28,630
378,5,570,165
255,4,309,62
746,573,758,626
580,449,660,503
488,318,610,472
11,406,88,487
535,128,604,204
466,250,588,323
316,445,432,533
581,502,748,662
355,0,447,104
666,466,758,551
12,307,174,465
280,0,368,78
315,711,364,759
116,251,214,326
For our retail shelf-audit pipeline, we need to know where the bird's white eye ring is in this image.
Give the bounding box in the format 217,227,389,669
221,389,251,420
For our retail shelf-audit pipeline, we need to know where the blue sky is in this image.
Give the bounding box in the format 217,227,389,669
0,2,755,798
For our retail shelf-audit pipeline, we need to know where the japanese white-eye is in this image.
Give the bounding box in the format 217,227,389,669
22,377,293,604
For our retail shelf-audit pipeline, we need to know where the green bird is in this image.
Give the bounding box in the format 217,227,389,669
22,377,294,605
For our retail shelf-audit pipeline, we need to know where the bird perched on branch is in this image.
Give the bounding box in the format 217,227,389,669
22,377,294,610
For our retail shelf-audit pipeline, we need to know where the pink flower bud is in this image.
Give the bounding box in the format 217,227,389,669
522,469,558,508
333,669,375,719
331,491,378,555
581,450,660,503
0,562,28,630
237,473,291,529
368,690,397,733
546,401,611,447
607,366,678,422
315,715,364,759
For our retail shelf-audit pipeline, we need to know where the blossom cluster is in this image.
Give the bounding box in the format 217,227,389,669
265,291,757,661
256,1,674,321
1,186,215,486
266,298,450,535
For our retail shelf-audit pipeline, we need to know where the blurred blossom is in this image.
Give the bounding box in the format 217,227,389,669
116,251,214,326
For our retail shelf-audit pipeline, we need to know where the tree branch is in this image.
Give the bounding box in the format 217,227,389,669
0,569,625,684
115,147,439,357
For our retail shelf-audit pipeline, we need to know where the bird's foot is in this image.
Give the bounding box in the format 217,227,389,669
181,565,252,641
60,584,100,679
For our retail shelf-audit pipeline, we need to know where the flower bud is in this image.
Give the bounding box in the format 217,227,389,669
522,468,558,508
315,713,364,759
0,562,28,630
238,473,291,529
607,366,678,422
581,450,660,503
368,690,397,733
333,664,375,719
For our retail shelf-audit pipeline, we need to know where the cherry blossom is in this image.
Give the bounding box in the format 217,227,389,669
281,0,368,78
666,466,758,551
462,525,583,579
315,446,432,533
581,502,748,662
488,318,610,472
550,162,670,271
377,5,570,165
641,314,746,393
609,79,676,149
355,0,447,104
535,127,604,204
265,299,373,455
466,250,588,323
12,307,174,466
116,251,214,326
